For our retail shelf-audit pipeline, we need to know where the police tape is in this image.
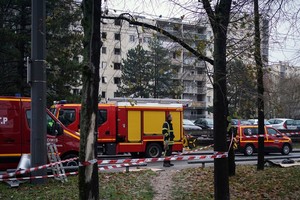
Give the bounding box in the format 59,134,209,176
0,157,78,179
181,144,214,154
0,163,145,181
0,153,228,182
244,131,300,138
96,152,228,165
0,171,78,181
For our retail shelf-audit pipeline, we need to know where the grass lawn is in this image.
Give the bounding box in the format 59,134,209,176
1,165,300,199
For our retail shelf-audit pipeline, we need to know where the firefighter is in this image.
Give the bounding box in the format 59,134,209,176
162,114,175,167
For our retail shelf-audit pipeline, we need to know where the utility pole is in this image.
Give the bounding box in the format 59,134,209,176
30,0,47,183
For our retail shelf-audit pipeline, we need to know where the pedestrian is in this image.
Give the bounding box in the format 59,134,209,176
162,114,175,167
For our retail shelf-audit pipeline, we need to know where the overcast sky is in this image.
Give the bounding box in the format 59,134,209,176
105,0,299,66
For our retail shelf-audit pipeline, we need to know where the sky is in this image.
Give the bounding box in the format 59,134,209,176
105,0,300,66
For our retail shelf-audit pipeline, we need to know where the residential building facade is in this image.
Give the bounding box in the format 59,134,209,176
100,15,212,119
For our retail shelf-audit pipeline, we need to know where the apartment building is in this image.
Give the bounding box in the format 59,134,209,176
100,15,211,119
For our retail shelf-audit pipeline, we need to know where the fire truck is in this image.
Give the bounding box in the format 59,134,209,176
0,96,80,170
50,98,190,158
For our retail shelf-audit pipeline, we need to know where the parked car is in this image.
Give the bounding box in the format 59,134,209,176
267,118,297,130
194,118,214,129
248,119,271,126
233,125,293,156
183,119,202,131
231,119,251,126
295,120,300,130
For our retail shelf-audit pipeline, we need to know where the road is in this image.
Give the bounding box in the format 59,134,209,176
98,150,300,172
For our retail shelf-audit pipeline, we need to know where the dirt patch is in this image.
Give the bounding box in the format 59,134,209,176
151,169,177,200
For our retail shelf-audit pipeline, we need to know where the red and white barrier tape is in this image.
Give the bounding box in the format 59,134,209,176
181,144,214,155
245,131,300,138
97,153,228,165
0,152,228,181
0,171,78,182
0,157,78,179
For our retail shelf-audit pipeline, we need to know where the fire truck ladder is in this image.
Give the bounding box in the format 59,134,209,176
47,143,68,182
108,97,192,105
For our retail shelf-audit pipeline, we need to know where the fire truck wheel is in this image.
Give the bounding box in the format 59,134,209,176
188,138,197,149
62,154,79,166
145,143,162,158
131,152,145,158
244,144,254,156
281,144,291,155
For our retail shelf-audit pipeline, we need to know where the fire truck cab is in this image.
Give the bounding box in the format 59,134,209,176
50,98,190,158
0,96,80,170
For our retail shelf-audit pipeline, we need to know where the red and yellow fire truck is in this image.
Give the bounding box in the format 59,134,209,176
50,98,190,158
0,96,80,170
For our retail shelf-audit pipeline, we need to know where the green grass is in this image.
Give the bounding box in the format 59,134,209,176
0,170,156,200
172,165,300,200
1,165,300,200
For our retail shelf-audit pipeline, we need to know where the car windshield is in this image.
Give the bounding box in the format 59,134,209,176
206,119,214,125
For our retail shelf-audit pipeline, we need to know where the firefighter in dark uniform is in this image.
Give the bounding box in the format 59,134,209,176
162,114,175,167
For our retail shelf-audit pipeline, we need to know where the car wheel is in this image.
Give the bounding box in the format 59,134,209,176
244,144,254,156
145,143,162,158
281,144,291,155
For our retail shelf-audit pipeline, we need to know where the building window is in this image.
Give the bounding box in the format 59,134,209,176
102,61,107,68
114,91,122,97
114,77,121,84
114,48,121,55
144,37,151,43
102,47,106,54
101,91,106,98
115,33,121,40
102,32,107,39
102,77,107,83
197,68,204,74
129,35,135,42
114,63,121,70
207,96,211,103
115,19,121,26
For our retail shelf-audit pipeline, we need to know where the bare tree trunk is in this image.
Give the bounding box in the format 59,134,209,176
254,0,265,171
79,0,101,199
202,0,232,199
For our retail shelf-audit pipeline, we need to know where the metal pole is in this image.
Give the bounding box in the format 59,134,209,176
30,0,47,184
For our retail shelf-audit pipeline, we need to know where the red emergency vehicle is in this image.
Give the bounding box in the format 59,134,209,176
50,98,189,158
0,96,80,170
233,125,292,156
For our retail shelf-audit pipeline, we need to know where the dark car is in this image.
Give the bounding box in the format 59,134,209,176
183,119,202,131
194,118,214,129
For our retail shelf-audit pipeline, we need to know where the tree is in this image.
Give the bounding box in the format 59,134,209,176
102,0,233,198
45,0,83,106
78,0,100,199
148,37,181,98
0,0,31,96
227,60,257,118
119,37,181,98
0,0,83,106
119,45,152,97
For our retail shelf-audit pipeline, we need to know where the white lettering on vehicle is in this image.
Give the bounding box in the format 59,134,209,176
0,117,8,125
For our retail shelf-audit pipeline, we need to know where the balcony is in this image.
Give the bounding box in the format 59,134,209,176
190,101,206,108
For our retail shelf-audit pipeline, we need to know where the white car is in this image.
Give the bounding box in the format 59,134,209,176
267,118,297,130
248,119,272,127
